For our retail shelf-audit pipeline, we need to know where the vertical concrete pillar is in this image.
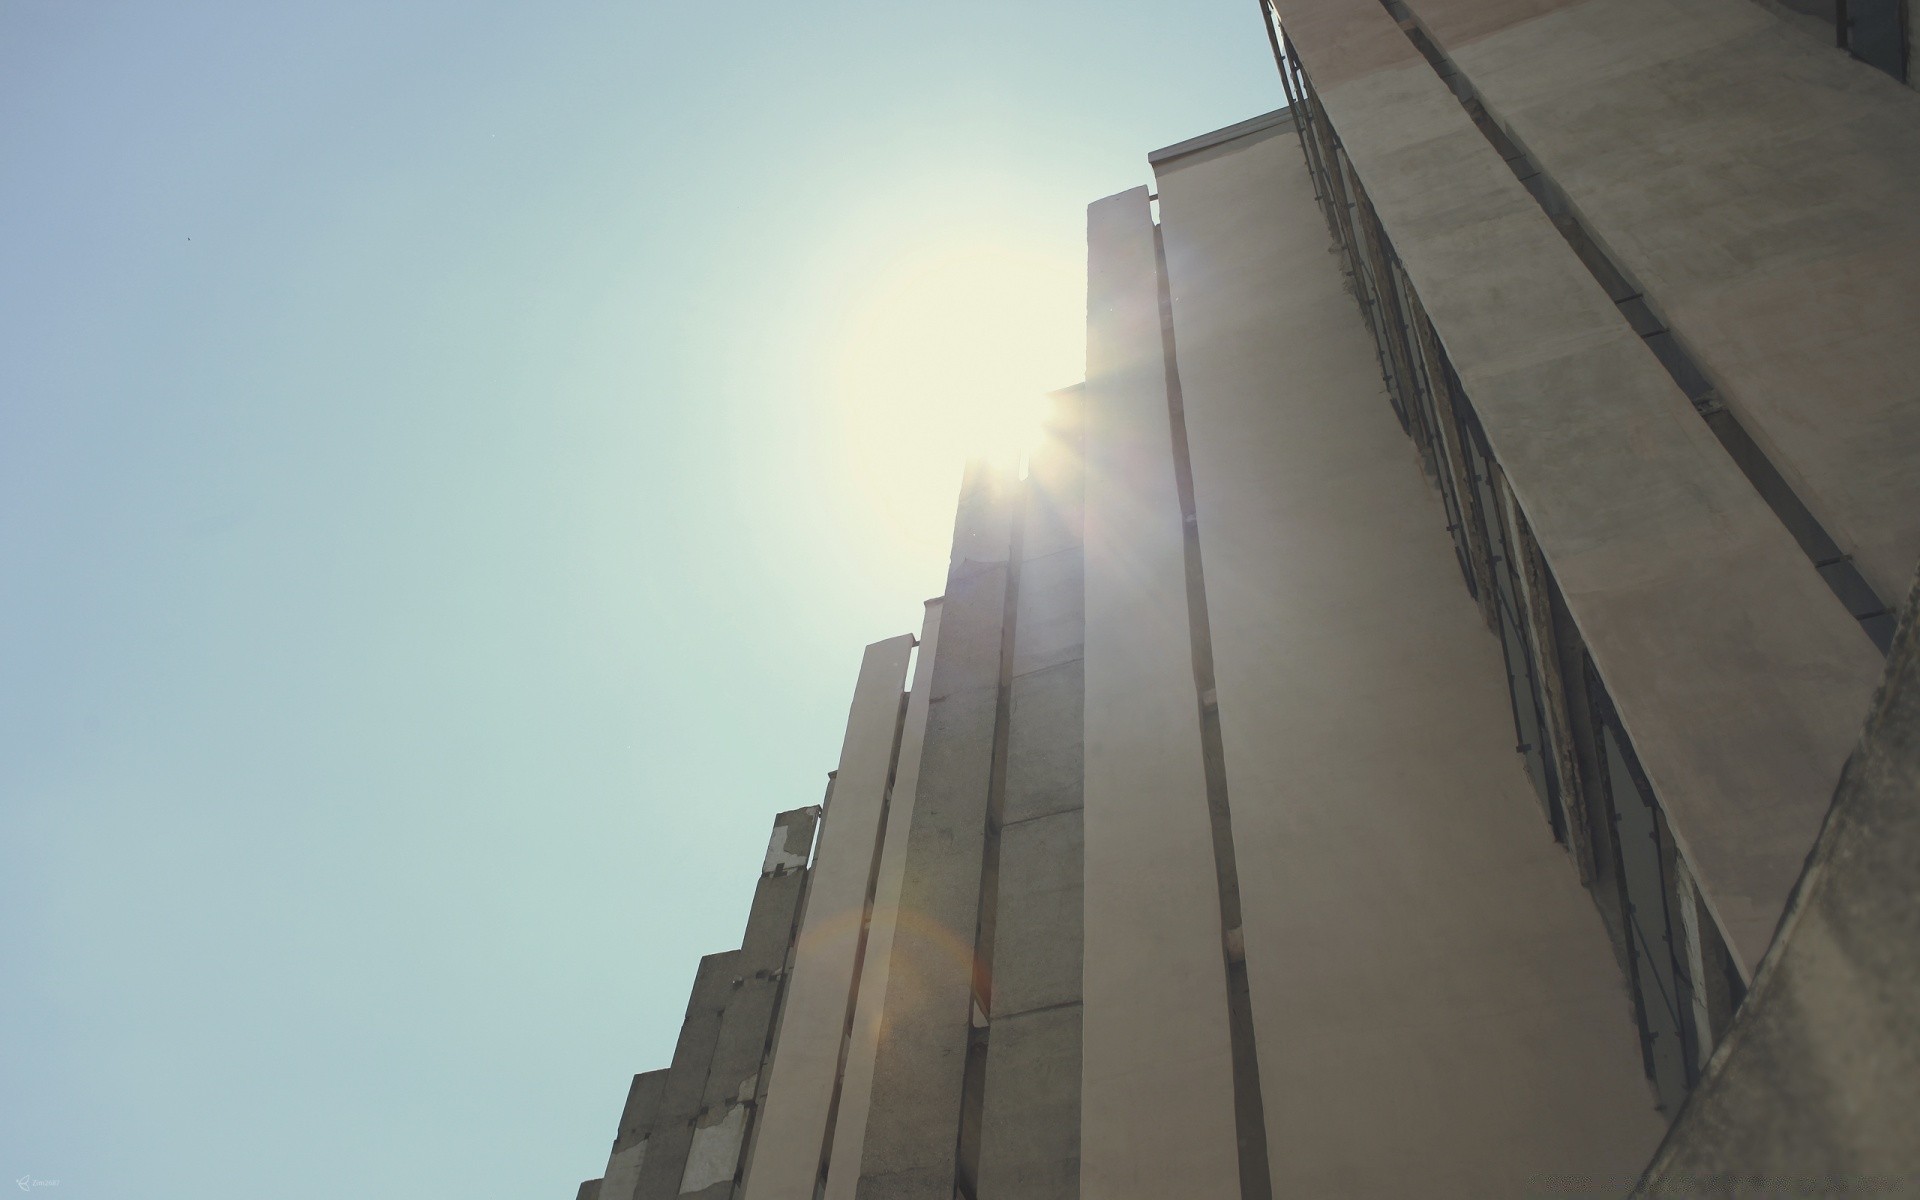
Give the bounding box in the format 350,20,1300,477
852,461,1021,1200
597,1069,668,1200
633,952,741,1200
744,636,914,1200
1080,187,1241,1199
679,808,819,1199
977,390,1087,1200
821,598,944,1200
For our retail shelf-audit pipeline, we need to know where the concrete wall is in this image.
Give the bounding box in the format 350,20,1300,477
1155,116,1667,1198
1640,566,1920,1194
596,1070,668,1200
820,601,942,1200
1395,0,1920,604
681,808,817,1199
1081,187,1242,1199
745,637,912,1200
1273,0,1885,974
853,462,1019,1199
633,952,740,1200
977,390,1087,1200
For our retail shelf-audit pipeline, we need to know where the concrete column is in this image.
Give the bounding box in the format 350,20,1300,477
679,808,819,1199
633,952,741,1200
821,598,944,1200
1153,114,1665,1199
853,461,1020,1200
977,389,1086,1200
597,1069,669,1200
745,636,914,1200
1273,0,1883,974
1080,187,1241,1199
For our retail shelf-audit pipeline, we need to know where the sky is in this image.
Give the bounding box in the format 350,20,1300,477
0,4,1278,1196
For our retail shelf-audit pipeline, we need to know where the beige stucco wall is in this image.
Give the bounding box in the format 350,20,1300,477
1154,121,1667,1198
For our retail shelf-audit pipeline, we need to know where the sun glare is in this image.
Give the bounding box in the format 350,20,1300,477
971,388,1054,470
827,237,1082,561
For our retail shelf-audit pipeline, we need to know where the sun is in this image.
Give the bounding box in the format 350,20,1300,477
967,388,1054,471
825,235,1082,557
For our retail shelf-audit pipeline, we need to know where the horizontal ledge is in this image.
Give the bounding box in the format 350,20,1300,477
1148,107,1297,166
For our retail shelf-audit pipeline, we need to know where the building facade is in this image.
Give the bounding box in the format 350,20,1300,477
572,0,1920,1194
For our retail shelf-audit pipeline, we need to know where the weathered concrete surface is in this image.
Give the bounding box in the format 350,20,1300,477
988,809,1083,1019
1274,0,1885,975
1081,186,1241,1199
746,637,912,1200
821,599,943,1200
623,1071,669,1144
1003,661,1083,828
633,952,739,1200
854,462,1018,1200
977,815,1084,1199
1012,549,1084,682
978,400,1087,1200
1002,404,1086,1019
600,1141,639,1197
979,1005,1083,1200
760,811,813,875
597,1069,668,1200
680,1104,749,1199
684,809,816,1198
1155,114,1666,1198
1639,567,1920,1196
1402,0,1920,603
576,1180,603,1200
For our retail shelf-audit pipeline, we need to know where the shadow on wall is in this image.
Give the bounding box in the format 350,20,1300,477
1638,568,1920,1194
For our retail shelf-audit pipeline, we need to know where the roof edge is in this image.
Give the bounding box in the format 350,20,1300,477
1147,107,1297,168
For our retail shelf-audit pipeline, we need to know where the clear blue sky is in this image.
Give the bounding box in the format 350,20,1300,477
0,4,1278,1196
